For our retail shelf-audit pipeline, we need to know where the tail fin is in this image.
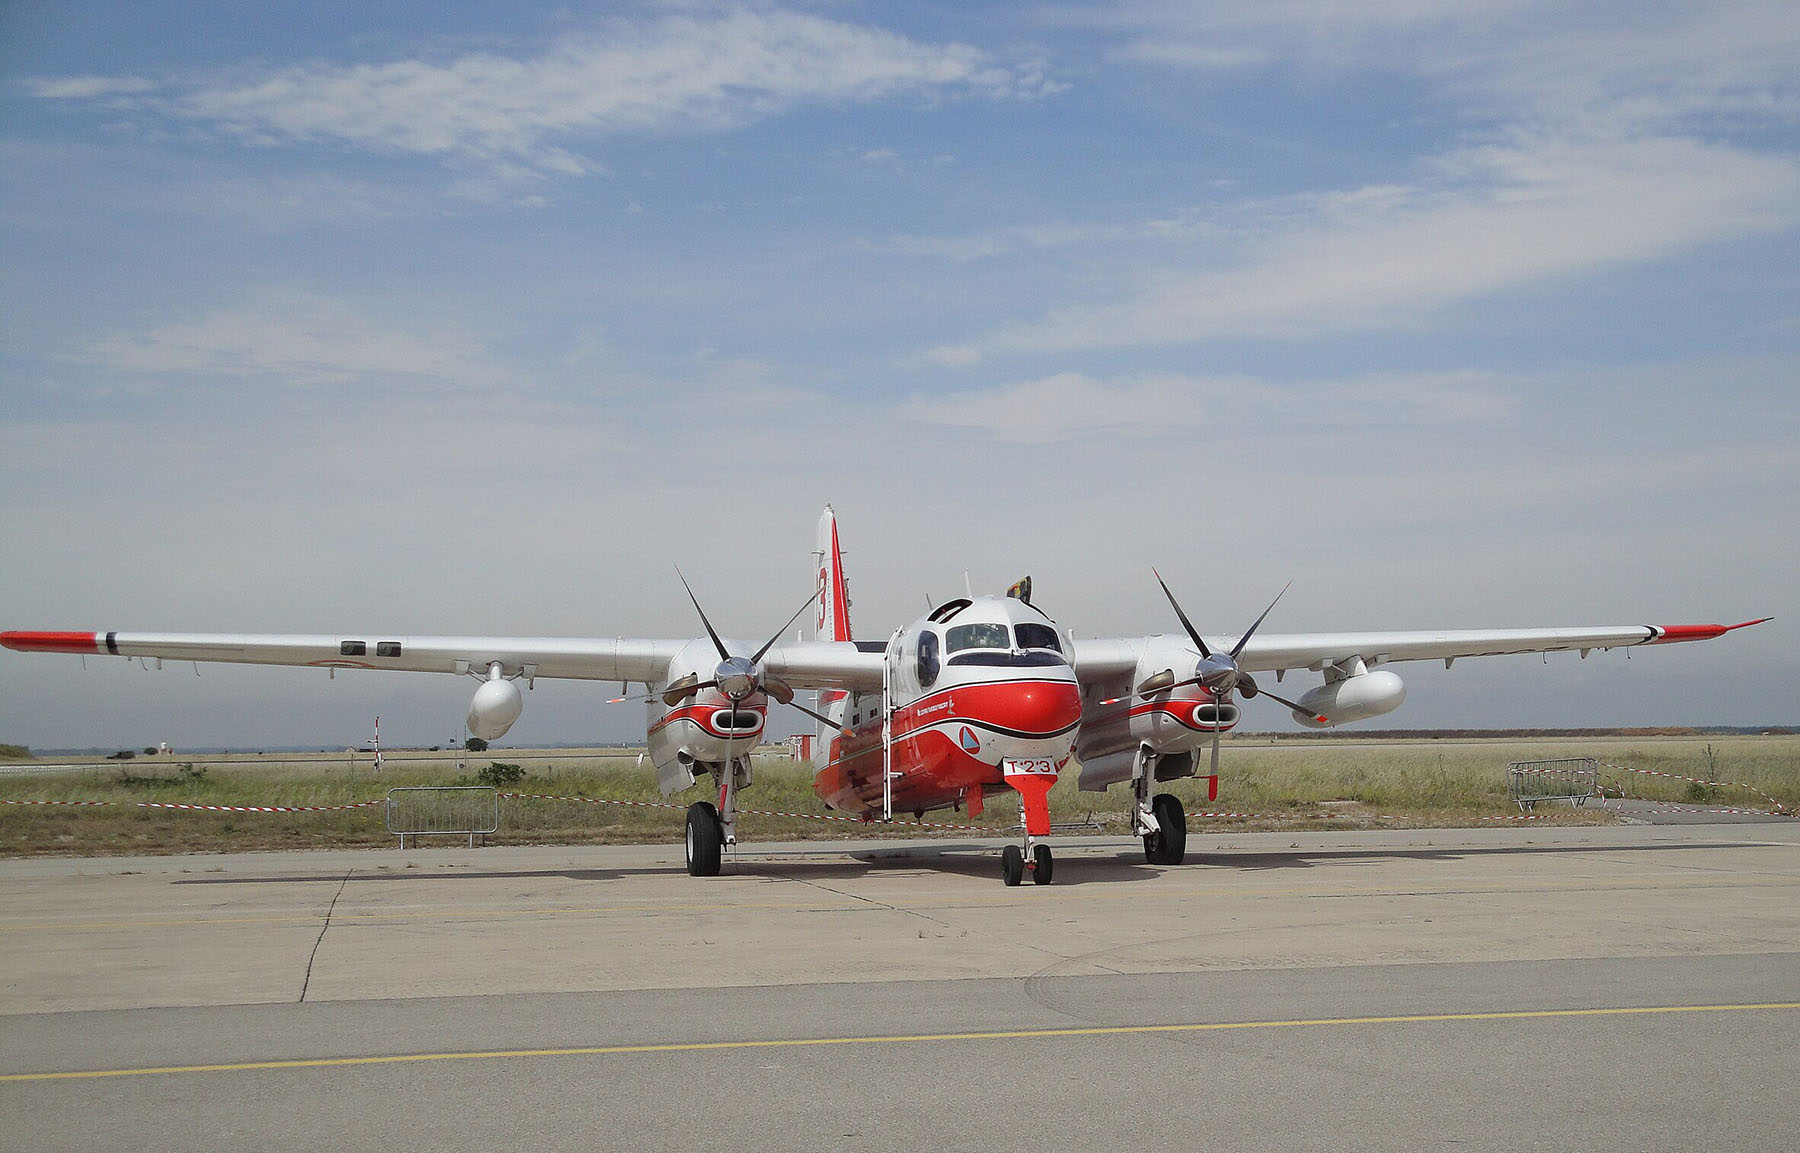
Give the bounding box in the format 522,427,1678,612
814,505,853,643
812,506,854,768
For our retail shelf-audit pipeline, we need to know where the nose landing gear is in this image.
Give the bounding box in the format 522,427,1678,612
1001,758,1059,886
1001,838,1055,886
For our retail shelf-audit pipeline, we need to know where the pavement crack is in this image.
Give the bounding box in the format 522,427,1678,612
298,869,353,1003
786,876,952,927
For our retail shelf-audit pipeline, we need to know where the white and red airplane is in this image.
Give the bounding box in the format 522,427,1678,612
1,506,1768,885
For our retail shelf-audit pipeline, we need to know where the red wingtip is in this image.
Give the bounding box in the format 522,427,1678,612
1648,618,1772,645
1,631,101,654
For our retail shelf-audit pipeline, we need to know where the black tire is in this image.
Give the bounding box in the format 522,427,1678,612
1031,843,1054,885
685,801,723,877
1143,793,1187,865
1001,844,1025,886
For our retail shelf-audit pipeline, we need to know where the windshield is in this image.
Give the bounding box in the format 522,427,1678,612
1014,623,1061,652
946,622,1010,652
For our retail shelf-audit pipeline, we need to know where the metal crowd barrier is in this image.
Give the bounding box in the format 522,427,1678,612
1507,758,1599,811
385,786,499,847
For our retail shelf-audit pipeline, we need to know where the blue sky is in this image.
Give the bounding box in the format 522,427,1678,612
2,1,1795,748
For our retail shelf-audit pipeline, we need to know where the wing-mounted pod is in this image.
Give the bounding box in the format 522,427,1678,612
1292,659,1405,727
464,661,529,741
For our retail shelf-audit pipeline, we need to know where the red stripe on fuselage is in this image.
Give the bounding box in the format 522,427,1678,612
813,677,1082,817
892,678,1083,741
1,631,101,654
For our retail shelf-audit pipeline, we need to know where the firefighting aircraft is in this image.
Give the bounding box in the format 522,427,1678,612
1,507,1768,885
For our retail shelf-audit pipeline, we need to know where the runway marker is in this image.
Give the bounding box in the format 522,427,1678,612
6,1002,1796,1083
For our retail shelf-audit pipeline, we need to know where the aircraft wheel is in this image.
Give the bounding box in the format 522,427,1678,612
685,801,724,877
1001,844,1025,886
1144,793,1188,866
1031,844,1054,885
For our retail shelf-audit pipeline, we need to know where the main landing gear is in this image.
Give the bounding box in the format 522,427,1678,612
685,801,724,877
1142,792,1187,866
1001,839,1054,886
1127,745,1188,866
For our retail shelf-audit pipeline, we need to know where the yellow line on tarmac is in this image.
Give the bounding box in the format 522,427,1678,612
5,1003,1796,1083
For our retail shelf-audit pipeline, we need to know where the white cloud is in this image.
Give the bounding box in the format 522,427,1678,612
25,75,155,99
32,9,1048,174
904,368,1512,443
879,222,1094,262
1106,1,1800,128
934,2,1800,356
981,132,1800,351
75,293,504,393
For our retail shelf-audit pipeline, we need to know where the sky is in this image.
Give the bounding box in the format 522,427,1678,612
2,0,1795,750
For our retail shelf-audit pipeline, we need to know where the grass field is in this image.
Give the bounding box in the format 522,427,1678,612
2,734,1795,856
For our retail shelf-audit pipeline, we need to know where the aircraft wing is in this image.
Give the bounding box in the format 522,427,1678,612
1071,620,1769,680
0,630,885,692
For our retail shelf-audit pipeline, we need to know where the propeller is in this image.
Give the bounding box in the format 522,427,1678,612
664,567,849,735
1130,571,1327,779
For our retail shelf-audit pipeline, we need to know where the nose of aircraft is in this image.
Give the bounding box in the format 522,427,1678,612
983,675,1083,737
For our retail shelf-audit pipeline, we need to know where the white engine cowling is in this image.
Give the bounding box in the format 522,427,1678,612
467,677,524,741
1292,670,1405,728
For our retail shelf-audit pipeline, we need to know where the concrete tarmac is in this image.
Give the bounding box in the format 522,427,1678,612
3,823,1797,1152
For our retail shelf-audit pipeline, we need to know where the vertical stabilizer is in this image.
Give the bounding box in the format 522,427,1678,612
814,505,853,643
812,506,854,771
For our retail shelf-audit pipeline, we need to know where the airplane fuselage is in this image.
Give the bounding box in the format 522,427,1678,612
810,594,1083,828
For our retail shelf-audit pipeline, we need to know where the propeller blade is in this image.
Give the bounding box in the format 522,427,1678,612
1136,669,1178,697
784,698,853,736
675,566,732,663
1254,685,1327,724
1153,568,1211,659
1209,724,1221,779
1150,674,1208,698
1230,581,1292,660
752,591,820,664
662,678,717,707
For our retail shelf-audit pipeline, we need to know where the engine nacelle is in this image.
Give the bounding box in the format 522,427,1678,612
1292,670,1405,728
468,677,524,741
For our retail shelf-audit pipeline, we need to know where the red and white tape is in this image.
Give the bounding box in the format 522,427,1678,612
2,799,113,807
1595,758,1791,817
137,800,385,813
4,798,384,812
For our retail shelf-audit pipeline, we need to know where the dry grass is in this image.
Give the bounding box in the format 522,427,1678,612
2,735,1794,857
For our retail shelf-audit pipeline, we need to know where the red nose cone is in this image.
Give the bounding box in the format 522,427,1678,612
953,678,1082,737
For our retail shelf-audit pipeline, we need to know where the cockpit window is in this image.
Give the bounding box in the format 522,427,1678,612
1014,623,1061,652
946,622,1010,652
916,629,941,688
